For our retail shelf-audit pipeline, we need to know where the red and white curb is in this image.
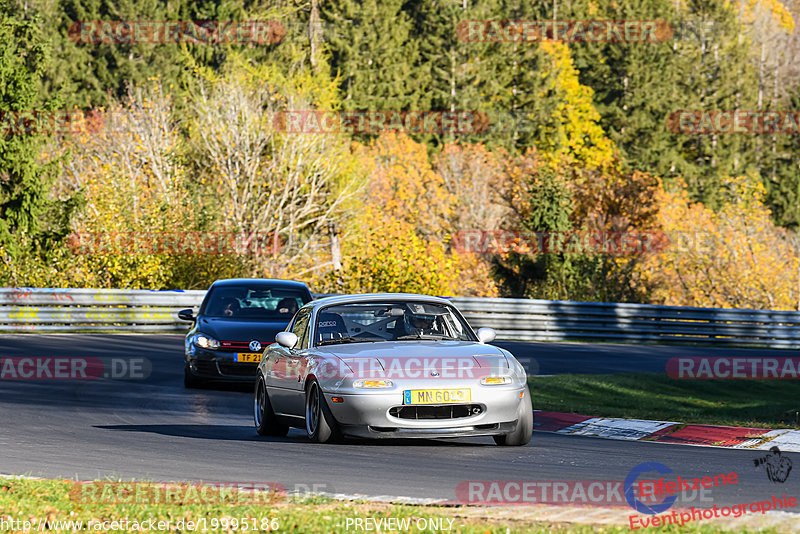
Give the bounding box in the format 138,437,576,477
535,411,800,451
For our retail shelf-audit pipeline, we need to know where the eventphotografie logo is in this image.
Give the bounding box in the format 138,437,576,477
625,462,677,515
625,462,737,516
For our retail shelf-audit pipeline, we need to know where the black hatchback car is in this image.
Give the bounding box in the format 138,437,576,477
179,278,313,388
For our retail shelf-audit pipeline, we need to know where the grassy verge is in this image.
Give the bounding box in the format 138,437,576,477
0,477,768,533
530,373,800,429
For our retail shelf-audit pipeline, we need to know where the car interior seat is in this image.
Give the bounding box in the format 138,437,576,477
316,312,348,342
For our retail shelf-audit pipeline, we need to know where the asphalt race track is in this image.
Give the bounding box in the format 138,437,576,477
0,334,798,509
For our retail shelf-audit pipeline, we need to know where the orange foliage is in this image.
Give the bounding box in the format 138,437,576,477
358,133,454,236
330,134,498,297
642,176,798,310
570,162,663,233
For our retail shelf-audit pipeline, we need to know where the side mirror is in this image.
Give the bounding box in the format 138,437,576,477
476,327,496,344
178,309,195,321
275,331,298,349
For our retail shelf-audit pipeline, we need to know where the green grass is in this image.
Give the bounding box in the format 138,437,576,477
0,477,772,533
530,373,800,429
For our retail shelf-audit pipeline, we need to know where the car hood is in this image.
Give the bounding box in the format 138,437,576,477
317,340,510,378
195,317,289,344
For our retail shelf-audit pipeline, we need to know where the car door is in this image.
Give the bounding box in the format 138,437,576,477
267,308,311,416
283,309,314,416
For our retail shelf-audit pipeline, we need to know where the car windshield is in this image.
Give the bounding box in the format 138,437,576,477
314,301,475,346
203,286,308,319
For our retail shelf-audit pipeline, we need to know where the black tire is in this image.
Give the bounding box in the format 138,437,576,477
305,379,342,443
254,375,289,437
184,363,204,389
494,388,533,446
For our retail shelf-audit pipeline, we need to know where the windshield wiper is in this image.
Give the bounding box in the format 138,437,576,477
395,334,456,341
317,336,378,346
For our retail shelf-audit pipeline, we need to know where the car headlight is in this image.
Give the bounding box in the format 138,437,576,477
193,333,220,350
481,376,512,385
353,379,393,388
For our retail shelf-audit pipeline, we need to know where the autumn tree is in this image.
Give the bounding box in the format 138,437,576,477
433,142,508,233
186,62,360,281
48,82,234,289
324,208,463,296
360,133,454,237
316,133,498,296
642,175,797,310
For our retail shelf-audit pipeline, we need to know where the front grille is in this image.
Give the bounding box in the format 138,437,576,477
219,340,253,353
389,404,483,420
218,361,258,377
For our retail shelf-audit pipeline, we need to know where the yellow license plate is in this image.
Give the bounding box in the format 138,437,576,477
234,353,262,363
403,389,471,405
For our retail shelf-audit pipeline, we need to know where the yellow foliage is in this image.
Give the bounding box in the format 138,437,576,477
359,133,454,236
321,135,499,297
642,175,798,310
537,42,616,170
320,212,461,296
742,0,795,33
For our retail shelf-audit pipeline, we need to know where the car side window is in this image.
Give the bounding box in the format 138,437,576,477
292,309,311,350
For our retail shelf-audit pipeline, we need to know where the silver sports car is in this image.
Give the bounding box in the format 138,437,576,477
253,293,532,445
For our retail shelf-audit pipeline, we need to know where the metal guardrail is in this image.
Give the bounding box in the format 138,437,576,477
0,288,206,332
451,297,800,347
2,288,800,347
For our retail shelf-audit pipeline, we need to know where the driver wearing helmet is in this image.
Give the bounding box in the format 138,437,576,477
403,310,438,337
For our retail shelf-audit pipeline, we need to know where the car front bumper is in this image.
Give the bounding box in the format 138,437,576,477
186,348,259,382
322,382,527,439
